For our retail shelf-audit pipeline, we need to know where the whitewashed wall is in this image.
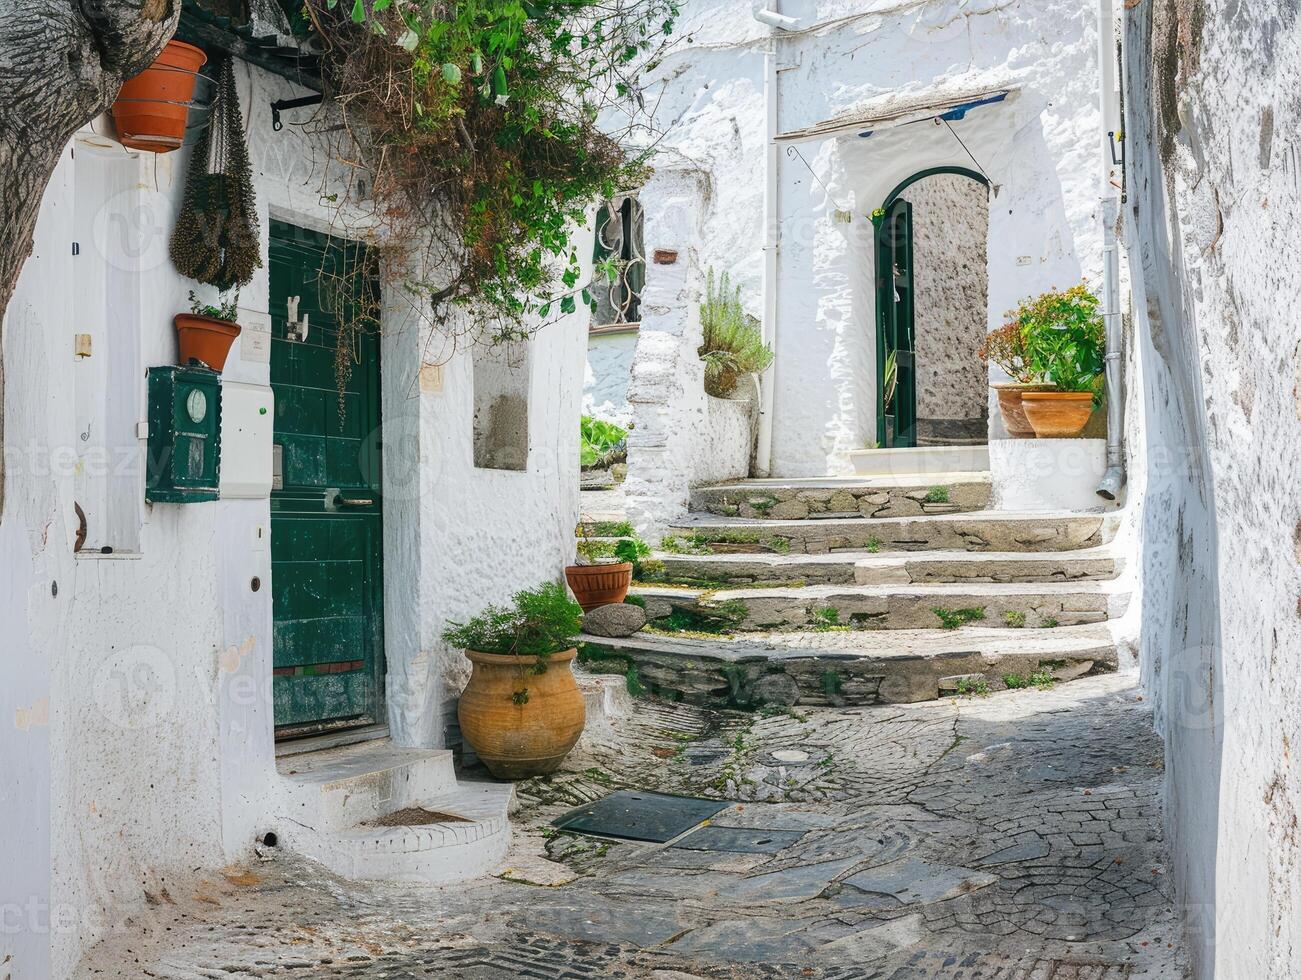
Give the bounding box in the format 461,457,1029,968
1124,3,1301,977
583,330,638,426
0,58,583,978
626,0,1103,475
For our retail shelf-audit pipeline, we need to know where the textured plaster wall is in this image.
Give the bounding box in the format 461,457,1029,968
628,0,1103,475
899,173,990,437
1,59,584,976
1124,2,1301,977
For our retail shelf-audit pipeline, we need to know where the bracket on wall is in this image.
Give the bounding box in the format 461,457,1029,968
270,93,324,132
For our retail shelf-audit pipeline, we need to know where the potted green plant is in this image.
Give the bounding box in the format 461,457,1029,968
175,290,242,373
565,523,652,611
978,322,1055,438
444,582,586,779
698,268,772,398
1016,284,1105,437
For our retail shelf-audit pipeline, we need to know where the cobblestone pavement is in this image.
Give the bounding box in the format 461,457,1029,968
81,674,1189,979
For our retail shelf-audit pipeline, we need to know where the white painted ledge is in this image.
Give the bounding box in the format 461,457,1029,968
990,438,1119,512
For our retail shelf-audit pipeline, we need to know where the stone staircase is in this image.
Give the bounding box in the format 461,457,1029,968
580,470,1126,709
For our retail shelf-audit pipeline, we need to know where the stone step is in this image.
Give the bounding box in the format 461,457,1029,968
689,473,991,520
276,741,513,886
277,740,460,833
632,580,1126,632
288,781,514,886
847,444,989,476
664,510,1113,555
652,547,1119,587
579,624,1116,707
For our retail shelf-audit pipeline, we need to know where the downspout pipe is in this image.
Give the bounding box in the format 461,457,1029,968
1095,0,1126,500
753,1,794,477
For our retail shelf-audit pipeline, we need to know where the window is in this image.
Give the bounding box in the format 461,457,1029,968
590,193,645,327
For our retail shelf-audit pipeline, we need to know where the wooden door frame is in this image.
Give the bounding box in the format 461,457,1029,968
874,166,990,448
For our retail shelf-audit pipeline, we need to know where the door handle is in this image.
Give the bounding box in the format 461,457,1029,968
334,495,375,507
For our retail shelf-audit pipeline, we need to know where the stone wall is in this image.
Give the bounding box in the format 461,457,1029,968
1123,2,1301,977
899,172,990,443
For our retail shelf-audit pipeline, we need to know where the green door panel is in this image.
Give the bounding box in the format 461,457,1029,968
269,220,384,734
875,198,916,448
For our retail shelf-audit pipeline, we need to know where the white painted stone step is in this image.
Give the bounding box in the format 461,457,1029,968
667,510,1117,554
289,781,515,886
690,473,991,520
847,444,990,477
277,740,459,833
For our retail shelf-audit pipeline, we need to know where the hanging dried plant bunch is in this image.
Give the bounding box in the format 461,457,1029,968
170,55,261,292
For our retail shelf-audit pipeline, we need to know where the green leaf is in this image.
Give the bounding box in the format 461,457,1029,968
560,295,576,314
351,0,365,22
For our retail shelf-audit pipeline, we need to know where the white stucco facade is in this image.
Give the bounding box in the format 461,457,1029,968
600,0,1106,478
0,57,585,978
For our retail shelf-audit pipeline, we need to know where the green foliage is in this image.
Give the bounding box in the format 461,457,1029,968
623,594,646,609
882,348,898,411
586,520,635,537
660,531,790,555
698,268,772,397
443,581,582,658
954,676,991,697
977,322,1037,384
924,485,950,504
810,606,848,632
187,290,240,323
1010,283,1106,394
932,606,987,630
865,537,882,554
305,0,679,337
1040,616,1060,629
1003,610,1027,628
1003,668,1056,690
580,416,629,470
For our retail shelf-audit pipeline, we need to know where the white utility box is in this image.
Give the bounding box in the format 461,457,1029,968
220,381,275,498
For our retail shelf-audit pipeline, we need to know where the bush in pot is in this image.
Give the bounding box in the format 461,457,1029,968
566,524,653,611
444,582,586,779
1016,284,1105,437
175,290,242,373
978,322,1054,438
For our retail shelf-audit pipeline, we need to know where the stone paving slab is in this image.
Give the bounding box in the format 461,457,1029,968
77,674,1188,980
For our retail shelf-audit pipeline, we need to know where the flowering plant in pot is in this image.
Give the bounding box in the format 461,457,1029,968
175,291,242,373
977,322,1054,438
1016,284,1105,438
444,581,586,779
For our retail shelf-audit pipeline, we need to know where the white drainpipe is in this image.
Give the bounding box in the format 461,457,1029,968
1095,0,1126,500
753,1,790,478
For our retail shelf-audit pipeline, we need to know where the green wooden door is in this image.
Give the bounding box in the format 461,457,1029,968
269,221,385,734
875,199,916,448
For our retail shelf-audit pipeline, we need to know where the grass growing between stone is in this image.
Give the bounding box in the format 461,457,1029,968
932,606,987,630
1002,668,1057,690
953,676,991,697
924,485,950,504
661,532,792,555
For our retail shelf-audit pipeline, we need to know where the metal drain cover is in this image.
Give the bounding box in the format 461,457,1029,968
672,825,805,854
552,790,730,843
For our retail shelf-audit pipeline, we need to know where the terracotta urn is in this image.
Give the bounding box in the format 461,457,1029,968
458,648,586,779
564,561,633,612
174,313,241,373
1020,391,1096,438
993,382,1056,438
111,39,208,153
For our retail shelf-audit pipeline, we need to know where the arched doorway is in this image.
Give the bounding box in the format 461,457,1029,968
875,167,990,448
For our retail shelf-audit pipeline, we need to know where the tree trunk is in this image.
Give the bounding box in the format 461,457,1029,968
0,0,180,520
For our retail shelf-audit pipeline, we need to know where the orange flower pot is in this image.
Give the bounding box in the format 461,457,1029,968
174,313,241,373
457,649,586,779
111,40,207,153
564,562,633,612
1020,391,1095,438
993,383,1055,438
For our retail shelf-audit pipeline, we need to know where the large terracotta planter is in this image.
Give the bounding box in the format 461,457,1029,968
174,313,241,372
458,648,586,779
1021,391,1096,438
993,383,1056,438
565,561,632,612
111,40,208,153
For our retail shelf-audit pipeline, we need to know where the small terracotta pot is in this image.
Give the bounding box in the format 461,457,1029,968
458,648,586,779
174,313,241,373
111,40,207,153
993,383,1056,438
1020,391,1096,438
565,561,632,612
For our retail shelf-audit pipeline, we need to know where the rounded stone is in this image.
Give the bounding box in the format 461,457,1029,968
751,671,801,706
771,749,810,763
581,602,647,638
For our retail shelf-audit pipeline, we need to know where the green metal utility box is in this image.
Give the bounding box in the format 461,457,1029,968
146,365,222,503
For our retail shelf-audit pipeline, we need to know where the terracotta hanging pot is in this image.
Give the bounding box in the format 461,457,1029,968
993,382,1056,438
174,313,241,373
1020,391,1095,438
458,649,586,779
111,40,208,153
564,561,633,612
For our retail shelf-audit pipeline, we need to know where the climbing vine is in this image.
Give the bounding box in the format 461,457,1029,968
299,0,679,362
